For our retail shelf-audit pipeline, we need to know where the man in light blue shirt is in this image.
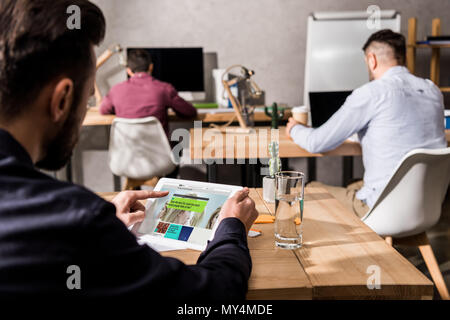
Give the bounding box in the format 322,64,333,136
287,29,447,217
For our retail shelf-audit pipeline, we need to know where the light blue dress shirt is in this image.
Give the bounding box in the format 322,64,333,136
291,66,447,208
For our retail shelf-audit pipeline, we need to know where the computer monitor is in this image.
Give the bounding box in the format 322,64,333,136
127,47,205,100
309,91,352,128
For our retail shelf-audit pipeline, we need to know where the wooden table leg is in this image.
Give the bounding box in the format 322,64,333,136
241,162,252,187
113,174,121,191
307,158,316,183
281,158,289,171
207,163,218,183
248,161,262,188
342,156,353,187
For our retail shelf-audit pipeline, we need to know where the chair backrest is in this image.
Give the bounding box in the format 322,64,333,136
361,147,450,238
108,117,177,180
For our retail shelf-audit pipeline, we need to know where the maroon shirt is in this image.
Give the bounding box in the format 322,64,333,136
100,73,197,136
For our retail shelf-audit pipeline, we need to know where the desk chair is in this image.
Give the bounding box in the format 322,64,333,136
108,117,177,190
361,147,450,300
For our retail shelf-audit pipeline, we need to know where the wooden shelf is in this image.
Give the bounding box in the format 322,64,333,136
440,87,450,93
407,18,445,86
409,44,450,49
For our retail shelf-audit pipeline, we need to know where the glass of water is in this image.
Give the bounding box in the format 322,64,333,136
274,171,305,249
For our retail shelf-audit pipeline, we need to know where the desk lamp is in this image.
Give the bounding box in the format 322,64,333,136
94,44,125,106
217,64,263,133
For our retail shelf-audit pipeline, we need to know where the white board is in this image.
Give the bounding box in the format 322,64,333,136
304,10,401,108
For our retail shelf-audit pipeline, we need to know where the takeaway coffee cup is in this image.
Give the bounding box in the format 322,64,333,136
292,106,309,126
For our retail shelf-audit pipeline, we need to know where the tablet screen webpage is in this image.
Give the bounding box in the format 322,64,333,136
136,181,232,250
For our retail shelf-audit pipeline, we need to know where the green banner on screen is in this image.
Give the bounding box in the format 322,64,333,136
166,196,208,213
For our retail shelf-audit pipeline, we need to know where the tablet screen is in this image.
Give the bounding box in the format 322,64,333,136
137,181,232,249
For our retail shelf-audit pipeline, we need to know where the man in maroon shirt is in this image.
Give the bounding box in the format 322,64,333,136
99,49,197,137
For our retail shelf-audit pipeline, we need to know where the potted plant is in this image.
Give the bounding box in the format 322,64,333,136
263,141,281,203
264,102,285,129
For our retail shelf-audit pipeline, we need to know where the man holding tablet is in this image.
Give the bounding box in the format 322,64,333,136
0,0,258,300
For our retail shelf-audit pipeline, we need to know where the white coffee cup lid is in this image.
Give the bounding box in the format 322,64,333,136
292,106,309,113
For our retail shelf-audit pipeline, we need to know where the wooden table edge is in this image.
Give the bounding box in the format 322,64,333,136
247,287,313,300
83,107,292,126
310,283,434,300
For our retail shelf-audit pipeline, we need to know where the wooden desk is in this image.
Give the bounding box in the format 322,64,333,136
190,127,450,160
190,126,362,160
190,127,450,186
83,107,292,126
189,126,362,186
97,187,433,299
83,107,116,126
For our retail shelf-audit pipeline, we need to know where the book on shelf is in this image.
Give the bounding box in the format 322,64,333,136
416,40,450,45
427,35,450,41
416,36,450,45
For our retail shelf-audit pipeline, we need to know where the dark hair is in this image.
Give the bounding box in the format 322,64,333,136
127,49,152,73
0,0,105,120
362,29,406,65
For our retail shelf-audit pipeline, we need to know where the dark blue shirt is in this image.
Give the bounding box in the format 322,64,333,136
0,129,251,300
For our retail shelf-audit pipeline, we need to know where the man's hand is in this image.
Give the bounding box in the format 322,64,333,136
286,117,301,139
218,188,258,233
111,190,169,227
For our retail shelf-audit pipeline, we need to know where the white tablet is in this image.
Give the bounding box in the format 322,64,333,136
132,178,243,251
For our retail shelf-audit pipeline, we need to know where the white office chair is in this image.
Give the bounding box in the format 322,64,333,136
108,117,177,190
361,147,450,300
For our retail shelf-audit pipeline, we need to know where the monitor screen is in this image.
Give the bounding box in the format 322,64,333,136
309,91,352,128
127,47,204,92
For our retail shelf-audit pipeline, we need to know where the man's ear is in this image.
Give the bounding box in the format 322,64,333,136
50,78,74,123
149,63,154,74
126,68,134,77
367,52,377,71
